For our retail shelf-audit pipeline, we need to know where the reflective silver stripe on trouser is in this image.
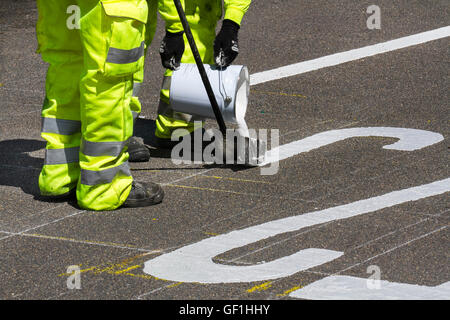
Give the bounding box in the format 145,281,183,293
81,139,128,157
106,41,145,64
41,118,81,135
44,147,80,165
80,162,131,186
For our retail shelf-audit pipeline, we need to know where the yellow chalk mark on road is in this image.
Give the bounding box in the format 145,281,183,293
167,282,183,288
253,90,307,99
26,233,140,250
58,253,160,281
276,285,304,297
199,175,273,185
122,273,155,280
62,265,97,276
247,281,272,293
338,121,360,129
130,169,160,173
166,183,302,200
198,175,300,188
204,232,219,236
165,184,254,196
114,265,141,275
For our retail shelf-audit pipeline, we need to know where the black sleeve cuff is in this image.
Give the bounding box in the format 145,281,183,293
222,19,240,31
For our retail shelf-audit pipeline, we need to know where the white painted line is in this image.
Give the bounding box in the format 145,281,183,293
250,26,450,85
260,127,444,166
290,275,450,300
143,178,450,283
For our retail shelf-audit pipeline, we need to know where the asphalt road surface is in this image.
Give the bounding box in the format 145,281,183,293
0,0,448,301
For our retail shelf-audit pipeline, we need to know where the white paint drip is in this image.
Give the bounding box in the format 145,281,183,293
289,276,450,300
235,113,250,138
143,178,450,283
250,26,450,85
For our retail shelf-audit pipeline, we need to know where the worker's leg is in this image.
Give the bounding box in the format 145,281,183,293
155,25,216,140
127,67,152,162
129,0,158,124
36,0,82,197
128,0,158,162
76,0,149,210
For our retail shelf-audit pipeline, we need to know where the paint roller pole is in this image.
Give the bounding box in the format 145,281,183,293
173,0,228,137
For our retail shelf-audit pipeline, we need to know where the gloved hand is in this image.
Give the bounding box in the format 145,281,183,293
214,19,240,68
159,31,185,70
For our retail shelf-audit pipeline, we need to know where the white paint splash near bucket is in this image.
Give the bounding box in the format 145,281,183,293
170,63,250,137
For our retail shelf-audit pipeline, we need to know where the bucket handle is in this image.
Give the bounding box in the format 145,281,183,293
217,50,232,105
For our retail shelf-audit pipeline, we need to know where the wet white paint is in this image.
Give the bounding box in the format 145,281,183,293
289,276,450,300
143,177,449,283
259,127,444,166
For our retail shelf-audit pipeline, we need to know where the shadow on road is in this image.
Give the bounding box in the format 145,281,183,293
0,138,44,197
0,138,79,206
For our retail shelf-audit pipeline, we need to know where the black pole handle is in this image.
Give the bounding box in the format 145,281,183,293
173,0,228,137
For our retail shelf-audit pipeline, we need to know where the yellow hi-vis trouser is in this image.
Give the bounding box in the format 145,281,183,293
154,27,216,139
36,0,154,211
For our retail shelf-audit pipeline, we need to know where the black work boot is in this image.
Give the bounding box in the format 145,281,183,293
128,137,150,162
122,181,164,208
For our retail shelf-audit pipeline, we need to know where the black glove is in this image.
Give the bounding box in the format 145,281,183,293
214,19,240,68
159,31,185,70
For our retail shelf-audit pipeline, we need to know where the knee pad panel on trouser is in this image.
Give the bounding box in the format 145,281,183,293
155,25,216,139
77,0,149,211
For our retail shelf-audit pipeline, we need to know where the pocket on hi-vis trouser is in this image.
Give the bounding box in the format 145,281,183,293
101,0,148,77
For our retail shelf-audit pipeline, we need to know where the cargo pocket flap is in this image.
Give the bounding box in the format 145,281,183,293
101,0,148,24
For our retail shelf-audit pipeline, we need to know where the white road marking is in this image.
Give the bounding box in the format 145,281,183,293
250,26,450,85
259,127,444,166
289,275,450,300
143,178,449,283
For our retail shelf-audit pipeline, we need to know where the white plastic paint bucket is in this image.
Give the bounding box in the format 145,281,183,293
170,64,250,135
